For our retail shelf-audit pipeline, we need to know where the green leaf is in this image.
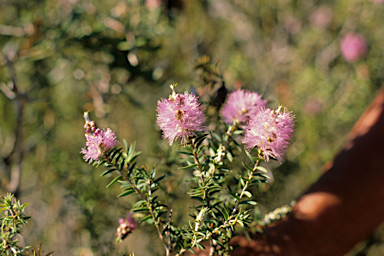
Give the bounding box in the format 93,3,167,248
240,177,246,187
127,162,136,176
139,215,152,223
150,164,157,179
242,162,253,173
128,141,136,156
100,168,115,177
95,160,107,168
243,191,252,198
132,207,150,212
128,151,142,163
117,188,135,197
106,175,122,188
212,132,222,143
217,206,229,220
153,175,166,183
195,133,208,148
225,186,239,200
245,150,256,164
110,148,122,160
177,151,194,156
256,166,268,173
239,200,257,205
227,152,233,162
232,130,244,135
123,139,128,152
179,163,198,169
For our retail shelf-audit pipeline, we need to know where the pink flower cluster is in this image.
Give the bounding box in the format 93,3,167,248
81,113,118,163
242,107,295,163
116,213,138,240
220,89,267,125
156,89,205,145
340,33,367,63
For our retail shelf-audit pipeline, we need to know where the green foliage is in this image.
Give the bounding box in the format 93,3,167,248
0,194,30,255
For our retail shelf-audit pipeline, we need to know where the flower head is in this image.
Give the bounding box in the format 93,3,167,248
156,86,205,145
242,107,295,163
116,213,138,240
81,112,118,163
221,89,267,125
340,33,367,62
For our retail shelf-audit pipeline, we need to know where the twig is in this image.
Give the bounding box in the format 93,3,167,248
188,137,205,184
209,240,217,256
104,153,170,255
231,160,260,215
1,55,26,197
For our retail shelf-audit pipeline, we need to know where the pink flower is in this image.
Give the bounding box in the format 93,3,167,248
309,7,333,28
81,113,118,163
116,213,138,240
340,34,368,62
157,88,205,145
242,107,295,163
221,89,267,125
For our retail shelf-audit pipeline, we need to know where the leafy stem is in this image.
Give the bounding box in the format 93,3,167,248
188,136,205,184
103,151,170,255
232,159,260,215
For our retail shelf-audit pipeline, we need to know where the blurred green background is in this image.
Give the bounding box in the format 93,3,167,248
0,0,383,255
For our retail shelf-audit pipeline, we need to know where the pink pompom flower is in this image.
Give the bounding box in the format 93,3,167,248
81,112,118,163
156,85,205,145
116,213,138,240
242,106,295,163
220,89,267,125
340,33,367,63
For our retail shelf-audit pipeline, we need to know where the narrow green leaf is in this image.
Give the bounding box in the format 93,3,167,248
132,207,150,212
245,150,256,164
140,215,152,223
225,186,239,200
127,162,136,176
256,166,268,173
227,152,233,162
153,175,166,183
179,163,198,169
243,191,252,198
195,133,208,148
117,189,135,197
123,139,128,152
95,160,107,168
233,130,244,135
128,151,142,163
239,200,257,205
212,132,222,142
100,168,115,177
177,151,194,156
242,162,253,173
240,177,246,187
150,164,157,179
127,142,137,162
106,175,122,188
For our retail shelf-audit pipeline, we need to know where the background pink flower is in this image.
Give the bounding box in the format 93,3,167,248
340,33,368,62
242,107,295,163
157,91,205,145
81,128,118,163
310,6,333,28
220,89,267,125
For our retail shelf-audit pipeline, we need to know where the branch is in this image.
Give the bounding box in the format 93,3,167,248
1,54,26,197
